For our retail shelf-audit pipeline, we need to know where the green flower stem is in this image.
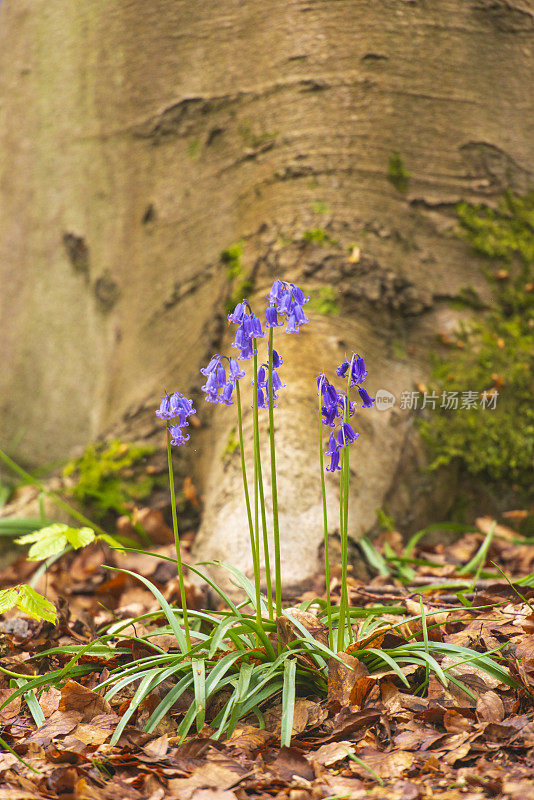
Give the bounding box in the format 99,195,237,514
337,468,346,651
0,447,108,539
166,429,191,652
336,358,356,652
318,382,333,650
235,380,262,621
268,327,282,618
342,439,353,644
252,342,273,620
343,363,355,645
256,441,273,620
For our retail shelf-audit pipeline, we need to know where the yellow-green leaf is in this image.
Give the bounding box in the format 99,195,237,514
64,526,95,550
16,585,56,624
15,523,68,545
0,587,20,614
19,524,68,561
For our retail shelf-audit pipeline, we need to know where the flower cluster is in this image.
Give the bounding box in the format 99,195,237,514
155,391,196,446
228,300,265,360
201,355,245,406
266,279,310,333
336,354,374,407
254,350,285,409
318,353,375,471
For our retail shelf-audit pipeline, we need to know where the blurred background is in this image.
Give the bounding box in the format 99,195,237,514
0,0,532,582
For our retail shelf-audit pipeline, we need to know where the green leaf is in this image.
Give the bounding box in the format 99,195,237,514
16,585,56,624
281,659,297,747
16,523,96,561
358,537,390,577
16,523,68,560
192,658,206,732
0,587,20,614
64,526,95,549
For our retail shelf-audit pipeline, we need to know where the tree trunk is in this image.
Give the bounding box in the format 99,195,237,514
1,0,532,588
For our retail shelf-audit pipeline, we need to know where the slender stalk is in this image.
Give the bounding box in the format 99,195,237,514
252,343,273,619
166,429,191,651
337,467,346,651
343,438,353,644
343,363,355,644
256,442,273,619
318,382,333,649
268,327,282,617
0,447,108,538
235,380,262,621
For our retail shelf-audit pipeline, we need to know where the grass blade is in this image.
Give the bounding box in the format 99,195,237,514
192,659,206,732
106,567,188,652
280,659,296,747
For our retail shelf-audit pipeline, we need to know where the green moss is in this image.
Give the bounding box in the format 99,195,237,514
63,439,156,517
307,286,340,316
221,241,254,313
221,241,244,279
221,428,239,460
187,139,201,160
238,122,278,149
310,201,329,215
419,192,534,495
302,228,337,246
387,151,410,193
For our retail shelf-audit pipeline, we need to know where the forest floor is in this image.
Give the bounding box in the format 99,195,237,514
1,509,534,800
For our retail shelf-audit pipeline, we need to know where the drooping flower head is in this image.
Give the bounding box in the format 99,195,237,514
358,387,375,408
317,372,341,427
227,299,265,360
336,353,368,387
325,432,341,472
201,353,246,406
266,279,310,334
253,356,286,410
155,391,196,447
318,351,374,466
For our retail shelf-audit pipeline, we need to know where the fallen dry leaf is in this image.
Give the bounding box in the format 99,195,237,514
59,679,112,721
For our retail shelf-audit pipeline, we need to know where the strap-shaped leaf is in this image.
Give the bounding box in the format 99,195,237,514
280,659,296,747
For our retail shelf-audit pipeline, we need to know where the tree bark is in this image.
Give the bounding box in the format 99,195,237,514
1,0,532,586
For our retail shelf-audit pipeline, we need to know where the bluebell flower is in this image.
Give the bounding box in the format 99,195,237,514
326,449,341,472
216,362,227,388
256,365,268,388
268,279,285,304
250,314,265,339
325,433,341,472
270,369,285,393
219,382,234,406
156,393,172,419
358,387,375,408
267,279,310,334
228,300,264,360
228,358,245,382
337,422,359,448
256,387,269,409
337,353,368,386
266,306,284,328
200,355,221,376
168,423,190,447
317,374,339,408
169,393,192,426
156,392,196,447
272,349,283,368
291,284,308,306
321,404,339,427
156,391,196,424
228,301,246,324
